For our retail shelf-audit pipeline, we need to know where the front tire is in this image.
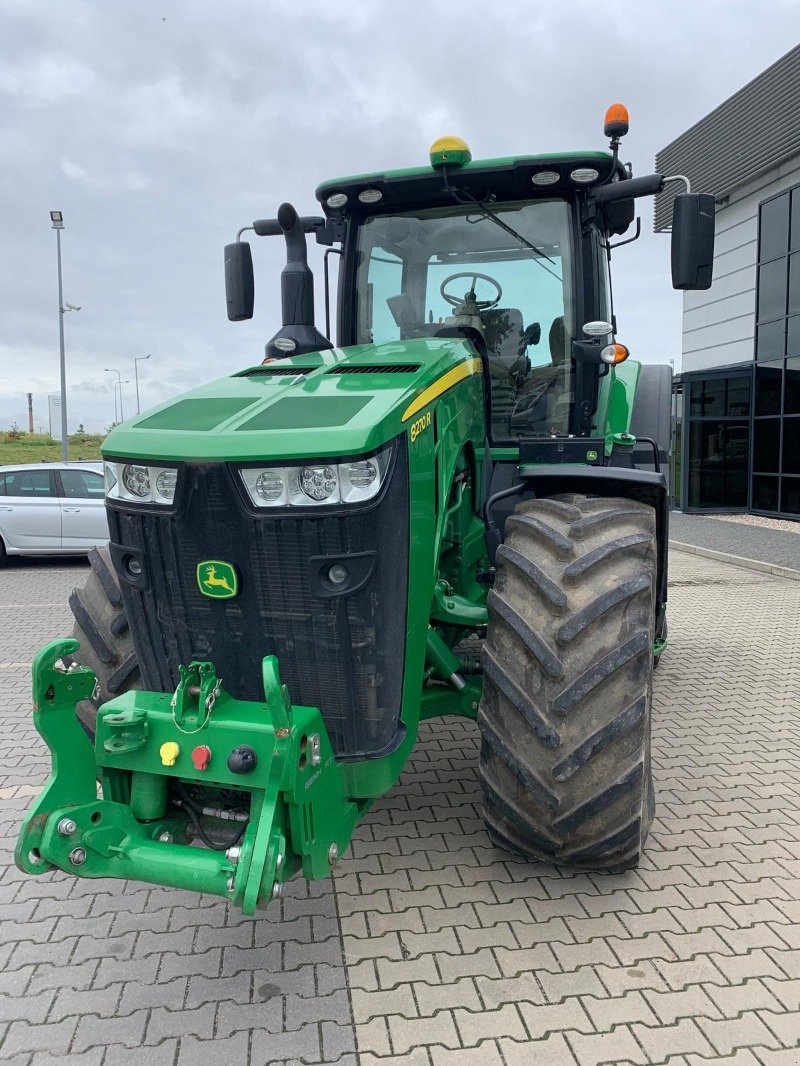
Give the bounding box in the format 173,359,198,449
478,494,657,871
69,545,141,738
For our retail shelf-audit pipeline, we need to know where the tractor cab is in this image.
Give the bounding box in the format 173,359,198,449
317,140,621,443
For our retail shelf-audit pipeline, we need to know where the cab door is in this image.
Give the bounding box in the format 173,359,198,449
0,469,61,550
56,468,109,550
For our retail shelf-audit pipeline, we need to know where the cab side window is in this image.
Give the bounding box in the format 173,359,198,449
60,470,105,499
3,470,55,497
358,251,403,342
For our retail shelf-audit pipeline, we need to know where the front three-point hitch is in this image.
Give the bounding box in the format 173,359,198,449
16,640,359,914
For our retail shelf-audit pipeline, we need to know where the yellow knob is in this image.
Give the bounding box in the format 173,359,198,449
160,741,180,767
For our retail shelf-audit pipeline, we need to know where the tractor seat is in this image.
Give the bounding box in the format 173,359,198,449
482,308,524,436
482,307,525,364
549,315,568,366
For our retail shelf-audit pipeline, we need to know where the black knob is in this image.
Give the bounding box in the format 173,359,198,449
227,745,258,774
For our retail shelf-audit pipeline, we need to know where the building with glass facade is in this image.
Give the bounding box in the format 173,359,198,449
656,44,800,519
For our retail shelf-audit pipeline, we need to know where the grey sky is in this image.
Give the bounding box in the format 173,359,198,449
1,0,798,433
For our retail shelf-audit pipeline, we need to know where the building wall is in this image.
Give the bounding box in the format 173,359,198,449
681,155,800,374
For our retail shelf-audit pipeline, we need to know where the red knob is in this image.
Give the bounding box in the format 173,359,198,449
191,745,212,771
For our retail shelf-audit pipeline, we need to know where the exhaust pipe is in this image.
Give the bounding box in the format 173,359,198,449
265,202,333,359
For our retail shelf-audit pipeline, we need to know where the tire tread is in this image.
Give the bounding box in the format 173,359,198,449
478,493,656,871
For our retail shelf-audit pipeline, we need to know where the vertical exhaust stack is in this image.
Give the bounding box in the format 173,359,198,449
265,202,333,360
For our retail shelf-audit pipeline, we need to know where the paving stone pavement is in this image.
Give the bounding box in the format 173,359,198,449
1,549,799,1065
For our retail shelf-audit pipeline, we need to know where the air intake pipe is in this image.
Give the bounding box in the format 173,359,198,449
264,202,333,360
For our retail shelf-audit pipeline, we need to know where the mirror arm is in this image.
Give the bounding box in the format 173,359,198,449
604,217,642,250
662,174,691,195
589,173,665,204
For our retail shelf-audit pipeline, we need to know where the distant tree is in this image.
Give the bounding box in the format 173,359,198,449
7,422,22,440
77,423,85,434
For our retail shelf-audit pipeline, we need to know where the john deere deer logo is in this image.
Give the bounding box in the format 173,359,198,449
196,560,238,599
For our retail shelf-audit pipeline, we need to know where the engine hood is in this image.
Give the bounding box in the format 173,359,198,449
102,338,483,463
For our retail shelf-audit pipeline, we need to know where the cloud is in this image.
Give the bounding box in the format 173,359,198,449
1,0,797,436
61,156,150,192
0,55,99,104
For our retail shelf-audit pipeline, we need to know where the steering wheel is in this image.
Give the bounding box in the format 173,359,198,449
440,271,503,310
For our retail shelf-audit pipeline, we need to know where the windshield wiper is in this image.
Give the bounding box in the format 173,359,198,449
443,176,562,283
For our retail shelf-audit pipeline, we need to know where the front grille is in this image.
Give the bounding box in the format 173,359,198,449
108,442,409,758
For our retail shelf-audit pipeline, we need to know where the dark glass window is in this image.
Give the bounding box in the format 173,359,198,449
753,418,780,473
758,257,787,322
789,315,800,358
783,418,800,475
759,193,790,261
701,378,725,417
785,357,800,415
752,475,779,511
686,372,750,511
757,319,785,361
752,186,800,518
782,476,800,515
755,363,783,415
727,376,751,417
789,253,800,317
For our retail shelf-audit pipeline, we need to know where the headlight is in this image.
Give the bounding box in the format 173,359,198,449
240,445,391,508
105,462,179,505
254,470,284,504
123,465,150,498
300,465,338,502
155,469,178,500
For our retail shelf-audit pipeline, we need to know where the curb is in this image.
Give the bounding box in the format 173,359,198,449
669,540,800,582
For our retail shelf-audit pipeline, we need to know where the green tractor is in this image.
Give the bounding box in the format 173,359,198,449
17,108,714,912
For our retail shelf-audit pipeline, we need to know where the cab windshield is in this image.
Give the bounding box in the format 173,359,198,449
354,199,574,438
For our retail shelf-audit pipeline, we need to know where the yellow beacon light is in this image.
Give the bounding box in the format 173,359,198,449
429,136,472,168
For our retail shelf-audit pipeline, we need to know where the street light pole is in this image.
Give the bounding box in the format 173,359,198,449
105,368,123,423
51,211,68,462
117,380,131,422
134,353,151,414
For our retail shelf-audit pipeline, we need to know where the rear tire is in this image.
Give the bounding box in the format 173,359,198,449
478,494,656,871
69,545,141,738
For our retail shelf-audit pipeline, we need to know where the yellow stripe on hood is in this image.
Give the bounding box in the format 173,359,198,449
401,357,483,422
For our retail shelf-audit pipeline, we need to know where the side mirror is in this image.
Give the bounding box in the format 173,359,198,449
671,193,715,290
224,241,254,321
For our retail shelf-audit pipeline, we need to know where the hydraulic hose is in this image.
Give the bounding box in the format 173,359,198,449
174,785,247,852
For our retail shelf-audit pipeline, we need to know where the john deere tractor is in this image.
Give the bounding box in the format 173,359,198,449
17,107,714,912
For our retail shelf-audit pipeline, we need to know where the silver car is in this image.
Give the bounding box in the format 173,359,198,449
0,462,109,561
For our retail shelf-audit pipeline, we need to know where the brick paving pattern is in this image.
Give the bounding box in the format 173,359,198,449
1,550,799,1064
